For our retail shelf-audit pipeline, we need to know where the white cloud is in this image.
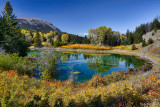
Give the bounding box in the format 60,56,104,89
78,32,88,37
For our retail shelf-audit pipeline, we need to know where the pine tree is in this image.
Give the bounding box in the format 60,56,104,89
151,18,160,32
0,0,29,56
132,44,136,50
0,17,4,44
142,39,147,47
34,30,42,47
5,0,13,16
148,38,154,45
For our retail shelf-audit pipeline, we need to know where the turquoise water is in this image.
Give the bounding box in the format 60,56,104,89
28,51,147,82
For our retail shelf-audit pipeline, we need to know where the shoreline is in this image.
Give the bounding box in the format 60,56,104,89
29,47,160,68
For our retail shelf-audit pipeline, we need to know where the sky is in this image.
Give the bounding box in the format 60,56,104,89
0,0,160,36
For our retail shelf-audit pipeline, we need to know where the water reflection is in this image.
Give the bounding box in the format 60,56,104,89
28,51,147,82
87,55,120,73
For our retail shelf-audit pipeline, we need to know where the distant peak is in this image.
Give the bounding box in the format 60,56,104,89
16,18,61,33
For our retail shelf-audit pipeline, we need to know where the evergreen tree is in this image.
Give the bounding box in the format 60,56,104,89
148,38,154,45
124,39,129,46
132,44,136,50
128,32,134,44
0,0,29,56
34,30,42,47
0,16,4,44
5,0,13,16
142,39,147,47
151,18,160,32
83,35,90,44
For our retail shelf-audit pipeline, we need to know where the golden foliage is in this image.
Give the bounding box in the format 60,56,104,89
61,44,111,50
0,68,159,106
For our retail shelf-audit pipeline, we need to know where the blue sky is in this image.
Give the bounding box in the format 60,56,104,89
0,0,160,36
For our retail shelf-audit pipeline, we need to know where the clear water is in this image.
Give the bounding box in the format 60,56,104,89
28,51,147,82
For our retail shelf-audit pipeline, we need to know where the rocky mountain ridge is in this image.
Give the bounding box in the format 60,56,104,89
16,18,61,33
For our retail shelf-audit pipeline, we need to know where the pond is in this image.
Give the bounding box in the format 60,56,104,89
28,50,148,82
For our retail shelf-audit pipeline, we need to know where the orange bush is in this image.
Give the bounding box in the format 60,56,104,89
7,70,16,77
61,44,110,50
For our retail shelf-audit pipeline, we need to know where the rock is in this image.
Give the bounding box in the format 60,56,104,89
142,29,160,42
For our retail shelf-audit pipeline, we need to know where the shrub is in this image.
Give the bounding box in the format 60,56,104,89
0,53,36,76
54,41,61,47
54,42,67,47
147,38,154,45
60,42,67,46
61,44,110,50
0,69,159,106
87,75,106,87
132,44,137,50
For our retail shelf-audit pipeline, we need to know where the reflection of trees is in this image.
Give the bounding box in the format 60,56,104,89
72,54,79,60
87,54,147,73
119,55,146,68
83,54,93,60
60,53,82,62
87,54,120,73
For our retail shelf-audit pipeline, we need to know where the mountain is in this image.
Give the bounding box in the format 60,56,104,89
16,18,61,33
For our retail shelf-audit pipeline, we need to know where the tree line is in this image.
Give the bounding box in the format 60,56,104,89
125,16,160,45
87,17,160,47
22,29,90,48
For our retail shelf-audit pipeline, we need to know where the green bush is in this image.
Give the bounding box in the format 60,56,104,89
132,44,137,50
0,53,36,76
148,38,154,45
54,41,61,47
54,42,67,47
60,42,67,46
